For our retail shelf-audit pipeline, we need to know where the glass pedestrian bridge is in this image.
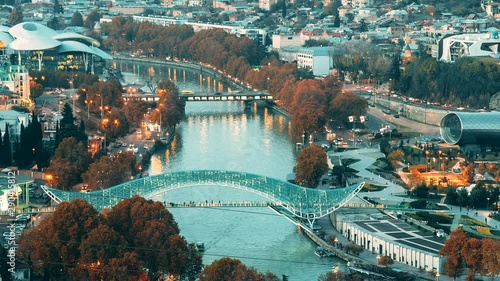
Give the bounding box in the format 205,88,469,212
42,170,364,225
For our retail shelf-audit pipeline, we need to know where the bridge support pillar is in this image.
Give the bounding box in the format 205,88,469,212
306,218,316,229
244,100,253,109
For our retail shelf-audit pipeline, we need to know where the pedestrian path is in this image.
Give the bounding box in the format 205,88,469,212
450,212,462,231
328,148,500,230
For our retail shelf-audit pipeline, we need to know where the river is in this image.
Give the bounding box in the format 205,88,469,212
114,60,345,280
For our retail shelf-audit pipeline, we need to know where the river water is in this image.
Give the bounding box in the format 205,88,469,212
114,61,344,280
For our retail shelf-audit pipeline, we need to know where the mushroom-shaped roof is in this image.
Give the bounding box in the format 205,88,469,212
0,32,14,47
53,32,101,47
57,40,94,54
9,22,61,51
9,22,58,39
89,45,113,60
0,25,11,33
9,35,61,50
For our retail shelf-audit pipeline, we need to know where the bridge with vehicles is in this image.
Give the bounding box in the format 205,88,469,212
41,170,363,227
122,91,273,103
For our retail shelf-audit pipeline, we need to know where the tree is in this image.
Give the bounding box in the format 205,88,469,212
0,246,12,281
412,183,429,199
19,199,101,279
457,188,469,207
445,187,458,205
61,103,75,126
8,8,23,26
70,12,84,26
53,0,63,14
329,92,368,127
85,10,101,29
45,137,91,190
379,139,391,156
199,257,279,281
294,144,328,188
19,196,202,280
439,228,468,280
387,149,404,167
151,80,185,130
469,184,488,209
480,238,500,277
105,196,202,280
82,152,137,189
0,123,12,166
123,99,149,125
462,238,483,278
378,256,394,266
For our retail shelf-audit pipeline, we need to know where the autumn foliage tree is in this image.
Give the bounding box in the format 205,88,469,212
439,229,500,280
377,256,394,266
82,152,137,190
294,144,329,188
290,79,327,138
45,137,92,190
19,196,202,280
199,258,279,281
151,79,185,130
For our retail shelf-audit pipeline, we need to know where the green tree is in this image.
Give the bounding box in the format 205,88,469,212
53,0,63,13
294,144,329,188
412,183,429,199
61,103,75,126
85,10,101,29
199,257,279,281
379,139,390,156
45,137,91,190
0,124,12,166
469,184,488,209
457,188,469,207
444,187,458,205
70,12,84,26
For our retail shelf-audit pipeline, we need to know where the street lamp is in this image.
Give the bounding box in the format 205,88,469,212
436,272,440,281
487,197,490,210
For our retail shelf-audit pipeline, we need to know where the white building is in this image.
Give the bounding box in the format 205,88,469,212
297,47,333,77
438,32,500,62
0,110,31,140
259,0,277,10
341,0,373,8
272,34,302,49
332,208,445,273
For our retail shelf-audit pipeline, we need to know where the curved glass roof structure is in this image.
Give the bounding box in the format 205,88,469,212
42,170,364,220
2,22,111,60
440,112,500,146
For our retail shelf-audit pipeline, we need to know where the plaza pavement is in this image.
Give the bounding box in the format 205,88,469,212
328,147,500,230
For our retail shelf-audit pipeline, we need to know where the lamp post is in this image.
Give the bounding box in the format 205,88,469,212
436,272,440,281
487,197,490,210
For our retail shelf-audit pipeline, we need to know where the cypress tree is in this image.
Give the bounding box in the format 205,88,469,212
2,124,12,166
0,127,3,166
78,119,87,146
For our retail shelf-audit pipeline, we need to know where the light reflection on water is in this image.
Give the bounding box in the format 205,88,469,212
115,61,344,280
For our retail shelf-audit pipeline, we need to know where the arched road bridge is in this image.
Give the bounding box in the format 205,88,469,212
41,170,364,227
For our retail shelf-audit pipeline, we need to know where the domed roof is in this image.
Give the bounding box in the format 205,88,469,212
9,22,58,39
58,40,94,54
53,32,100,47
9,22,61,51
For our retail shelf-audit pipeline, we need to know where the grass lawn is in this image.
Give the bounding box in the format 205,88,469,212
362,183,387,192
461,215,488,227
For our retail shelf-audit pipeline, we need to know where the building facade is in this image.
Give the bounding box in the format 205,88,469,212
297,47,333,77
332,209,444,273
438,32,500,62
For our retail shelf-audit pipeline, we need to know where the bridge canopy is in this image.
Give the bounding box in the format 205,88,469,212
43,170,363,220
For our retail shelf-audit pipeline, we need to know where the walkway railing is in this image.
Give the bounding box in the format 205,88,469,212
42,170,364,220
